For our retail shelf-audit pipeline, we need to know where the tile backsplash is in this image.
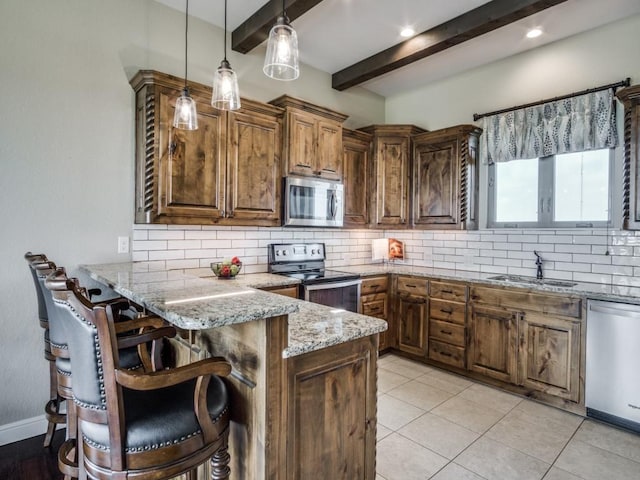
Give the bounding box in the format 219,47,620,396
132,225,640,287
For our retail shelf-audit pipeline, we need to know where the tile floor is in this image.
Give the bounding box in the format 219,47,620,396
376,354,640,480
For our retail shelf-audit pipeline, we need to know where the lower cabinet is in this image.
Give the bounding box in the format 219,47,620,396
360,275,391,350
468,304,520,384
396,295,428,357
518,312,581,402
261,285,299,298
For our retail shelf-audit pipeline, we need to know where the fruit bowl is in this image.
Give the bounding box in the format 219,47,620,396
210,259,242,279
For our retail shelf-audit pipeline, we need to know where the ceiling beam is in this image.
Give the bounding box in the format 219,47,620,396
232,0,325,54
332,0,569,91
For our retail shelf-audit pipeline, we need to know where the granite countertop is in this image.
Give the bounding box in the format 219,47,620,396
80,262,386,358
334,263,640,303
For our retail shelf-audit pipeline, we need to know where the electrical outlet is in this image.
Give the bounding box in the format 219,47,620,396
117,236,130,254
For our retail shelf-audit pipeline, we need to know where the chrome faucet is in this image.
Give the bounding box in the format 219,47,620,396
534,251,543,279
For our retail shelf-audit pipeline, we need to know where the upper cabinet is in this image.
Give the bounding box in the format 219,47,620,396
269,95,348,181
616,85,640,230
359,125,426,228
342,129,372,228
412,125,482,230
130,70,283,226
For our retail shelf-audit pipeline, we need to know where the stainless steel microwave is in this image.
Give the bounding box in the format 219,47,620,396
283,176,344,227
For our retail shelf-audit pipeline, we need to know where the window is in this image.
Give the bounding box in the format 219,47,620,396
488,149,611,228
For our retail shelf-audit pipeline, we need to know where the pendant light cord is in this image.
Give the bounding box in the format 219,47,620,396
223,0,228,62
184,0,189,89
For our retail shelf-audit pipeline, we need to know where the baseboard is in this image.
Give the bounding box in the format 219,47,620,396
0,415,51,446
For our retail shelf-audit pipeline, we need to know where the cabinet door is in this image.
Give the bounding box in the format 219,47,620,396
287,111,316,176
157,89,225,221
317,120,343,180
396,295,428,357
227,111,281,225
413,139,459,226
374,136,410,227
518,313,581,402
361,292,389,349
343,135,370,227
468,304,519,384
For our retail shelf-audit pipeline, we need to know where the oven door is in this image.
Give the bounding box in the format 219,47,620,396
303,279,361,313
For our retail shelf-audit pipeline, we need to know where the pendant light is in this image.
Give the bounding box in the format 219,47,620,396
211,0,241,111
173,0,198,130
263,0,300,81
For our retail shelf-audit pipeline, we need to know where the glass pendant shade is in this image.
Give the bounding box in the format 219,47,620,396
173,87,198,130
212,60,241,111
263,16,299,81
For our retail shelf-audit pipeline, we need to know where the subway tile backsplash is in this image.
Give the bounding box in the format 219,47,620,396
132,226,639,287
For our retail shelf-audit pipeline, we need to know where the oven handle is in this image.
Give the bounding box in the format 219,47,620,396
329,191,337,220
303,279,362,292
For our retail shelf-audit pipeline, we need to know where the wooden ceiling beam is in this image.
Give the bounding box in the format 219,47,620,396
232,0,325,54
332,0,569,91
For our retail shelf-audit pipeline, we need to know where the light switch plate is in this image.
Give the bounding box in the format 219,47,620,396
117,236,130,254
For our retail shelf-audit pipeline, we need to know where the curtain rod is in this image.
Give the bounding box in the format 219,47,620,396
473,78,631,122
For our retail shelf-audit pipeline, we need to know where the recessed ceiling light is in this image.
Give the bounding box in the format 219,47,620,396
526,28,543,39
400,27,415,38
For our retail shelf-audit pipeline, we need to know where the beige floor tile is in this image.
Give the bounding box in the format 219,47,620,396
573,419,640,463
514,400,583,431
398,413,480,459
414,369,473,395
458,383,523,413
378,394,425,431
431,463,488,480
456,436,550,480
377,423,393,442
378,368,411,394
380,357,438,379
485,408,580,463
387,379,453,411
376,475,387,480
555,439,640,480
377,433,448,480
542,467,583,480
378,353,400,366
431,396,504,433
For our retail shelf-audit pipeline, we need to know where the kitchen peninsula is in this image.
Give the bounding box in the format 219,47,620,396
81,262,386,480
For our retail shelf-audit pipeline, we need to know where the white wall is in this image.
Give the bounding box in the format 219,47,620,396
0,0,384,430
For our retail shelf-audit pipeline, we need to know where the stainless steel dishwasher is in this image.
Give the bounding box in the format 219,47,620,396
586,299,640,433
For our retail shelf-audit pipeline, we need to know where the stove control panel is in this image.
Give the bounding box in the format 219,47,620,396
269,243,325,263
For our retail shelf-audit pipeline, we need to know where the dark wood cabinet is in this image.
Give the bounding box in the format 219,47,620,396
227,108,282,225
518,312,581,402
394,276,428,356
270,95,347,181
360,275,390,350
468,304,520,384
358,125,426,228
412,125,482,229
130,70,284,226
616,85,640,230
343,129,372,228
427,281,467,369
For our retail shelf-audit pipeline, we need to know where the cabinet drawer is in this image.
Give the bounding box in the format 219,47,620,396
361,294,387,318
397,276,428,297
429,299,465,325
429,340,465,369
429,281,467,302
429,319,465,347
470,286,582,318
361,276,388,295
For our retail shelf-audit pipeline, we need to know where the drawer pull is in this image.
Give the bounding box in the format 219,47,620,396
406,284,417,288
441,289,453,294
439,351,452,357
440,308,453,314
440,330,453,335
369,284,380,288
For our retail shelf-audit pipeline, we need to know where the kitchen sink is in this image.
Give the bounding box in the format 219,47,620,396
487,274,577,288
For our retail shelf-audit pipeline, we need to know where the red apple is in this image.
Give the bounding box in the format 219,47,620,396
231,256,241,265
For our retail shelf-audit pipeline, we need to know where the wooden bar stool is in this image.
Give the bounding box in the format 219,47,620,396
46,271,232,480
25,252,66,448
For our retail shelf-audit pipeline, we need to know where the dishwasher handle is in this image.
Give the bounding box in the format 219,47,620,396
589,302,640,319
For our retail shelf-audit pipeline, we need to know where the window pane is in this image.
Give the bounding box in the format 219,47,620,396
554,150,609,222
495,158,538,222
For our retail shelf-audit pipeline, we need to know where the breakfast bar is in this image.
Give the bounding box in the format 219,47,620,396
81,262,387,480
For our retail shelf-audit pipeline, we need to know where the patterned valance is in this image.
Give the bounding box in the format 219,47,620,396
480,89,618,164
